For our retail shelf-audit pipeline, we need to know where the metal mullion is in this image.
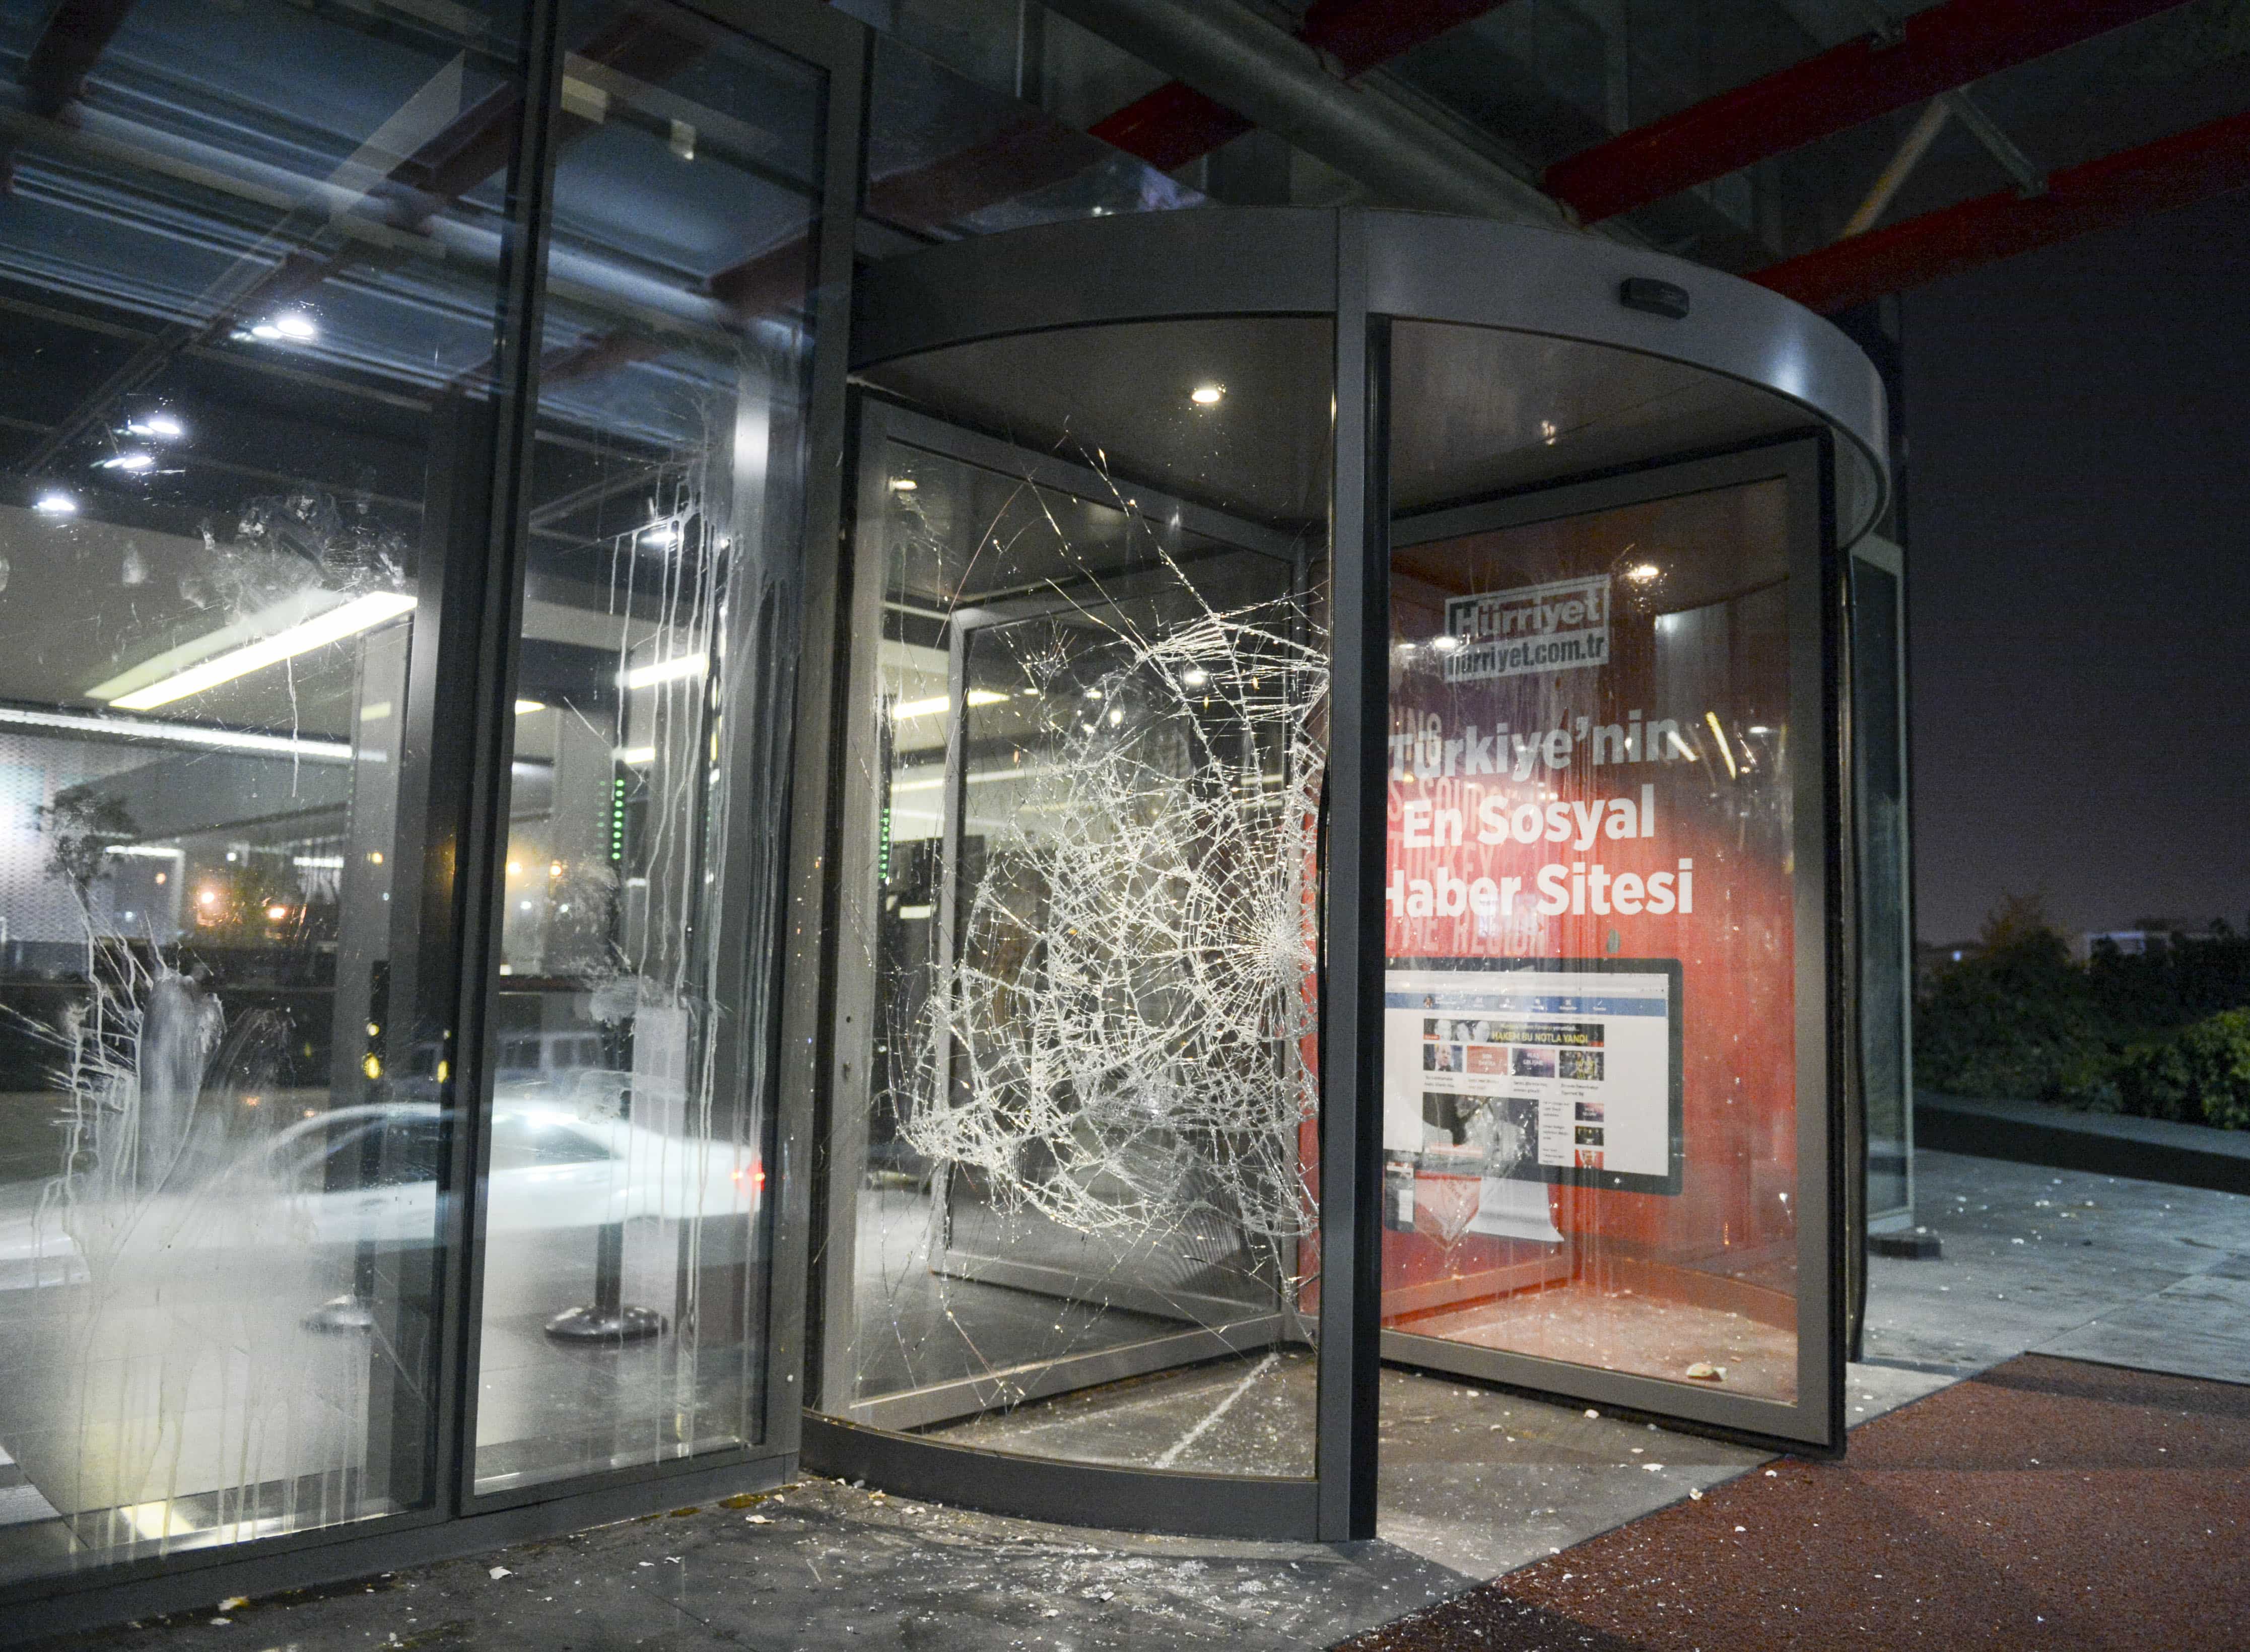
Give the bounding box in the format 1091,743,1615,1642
760,0,868,1468
1812,430,1852,1450
1315,211,1384,1544
443,0,571,1516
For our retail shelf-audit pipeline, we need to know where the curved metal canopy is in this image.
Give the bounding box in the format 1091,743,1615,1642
850,207,1889,539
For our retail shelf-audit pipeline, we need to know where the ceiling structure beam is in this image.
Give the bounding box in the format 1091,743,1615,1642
1751,104,2250,312
1044,0,1559,222
1087,0,1508,173
1544,0,2191,225
19,0,139,117
1835,93,1951,239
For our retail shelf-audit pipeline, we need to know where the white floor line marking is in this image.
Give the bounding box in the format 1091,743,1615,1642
1152,1351,1278,1470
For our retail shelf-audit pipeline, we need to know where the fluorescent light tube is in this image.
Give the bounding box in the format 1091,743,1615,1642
618,653,707,690
891,690,1007,720
0,704,352,762
104,592,415,711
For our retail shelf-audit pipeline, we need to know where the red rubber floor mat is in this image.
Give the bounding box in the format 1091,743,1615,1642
1339,1353,2250,1651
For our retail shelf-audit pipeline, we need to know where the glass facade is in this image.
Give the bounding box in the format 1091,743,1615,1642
0,0,530,1578
0,85,1887,1611
0,0,850,1600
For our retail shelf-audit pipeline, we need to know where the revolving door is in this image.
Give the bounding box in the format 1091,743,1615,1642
801,209,1887,1541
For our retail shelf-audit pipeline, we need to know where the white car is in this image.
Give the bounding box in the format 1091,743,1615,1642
0,1095,765,1292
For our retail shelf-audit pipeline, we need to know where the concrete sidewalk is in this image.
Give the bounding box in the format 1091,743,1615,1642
21,1147,2250,1651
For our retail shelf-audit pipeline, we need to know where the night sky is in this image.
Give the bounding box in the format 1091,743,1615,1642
1901,188,2250,946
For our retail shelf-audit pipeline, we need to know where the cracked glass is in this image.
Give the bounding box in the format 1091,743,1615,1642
467,1,826,1495
819,319,1332,1476
0,0,527,1579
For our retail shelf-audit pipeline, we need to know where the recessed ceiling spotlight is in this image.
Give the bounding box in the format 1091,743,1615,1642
274,312,318,341
127,414,184,441
96,452,156,472
889,477,918,492
1189,383,1224,406
1626,563,1661,582
34,491,77,515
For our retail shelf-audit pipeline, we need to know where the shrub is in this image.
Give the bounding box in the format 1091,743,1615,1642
2113,1008,2250,1129
1915,897,2113,1102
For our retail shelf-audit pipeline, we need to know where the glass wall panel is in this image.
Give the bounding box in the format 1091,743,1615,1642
467,1,825,1496
822,320,1329,1475
1381,452,1807,1404
0,0,522,1578
1853,554,1910,1222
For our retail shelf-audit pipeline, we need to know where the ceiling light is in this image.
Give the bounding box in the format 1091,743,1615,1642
618,653,706,690
1181,668,1210,689
104,590,416,710
1430,635,1462,653
514,698,546,714
250,324,282,340
127,415,183,441
97,452,156,473
638,525,682,549
614,745,656,765
1626,563,1661,583
34,492,75,515
891,689,1007,720
89,587,346,703
889,478,917,492
1189,383,1224,406
273,313,318,341
1747,725,1772,735
0,704,352,762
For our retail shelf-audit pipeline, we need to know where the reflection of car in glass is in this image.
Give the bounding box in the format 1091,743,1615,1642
493,1030,610,1089
0,1102,763,1292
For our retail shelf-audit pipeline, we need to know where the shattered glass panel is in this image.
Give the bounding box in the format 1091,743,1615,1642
0,0,525,1579
1382,426,1805,1403
468,2,824,1494
822,329,1329,1475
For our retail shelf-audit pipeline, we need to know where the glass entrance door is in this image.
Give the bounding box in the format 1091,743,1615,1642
814,388,1330,1480
1376,425,1844,1450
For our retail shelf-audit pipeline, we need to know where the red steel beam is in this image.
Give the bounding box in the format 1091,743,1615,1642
1545,0,2190,225
1751,105,2250,313
1088,0,1505,173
